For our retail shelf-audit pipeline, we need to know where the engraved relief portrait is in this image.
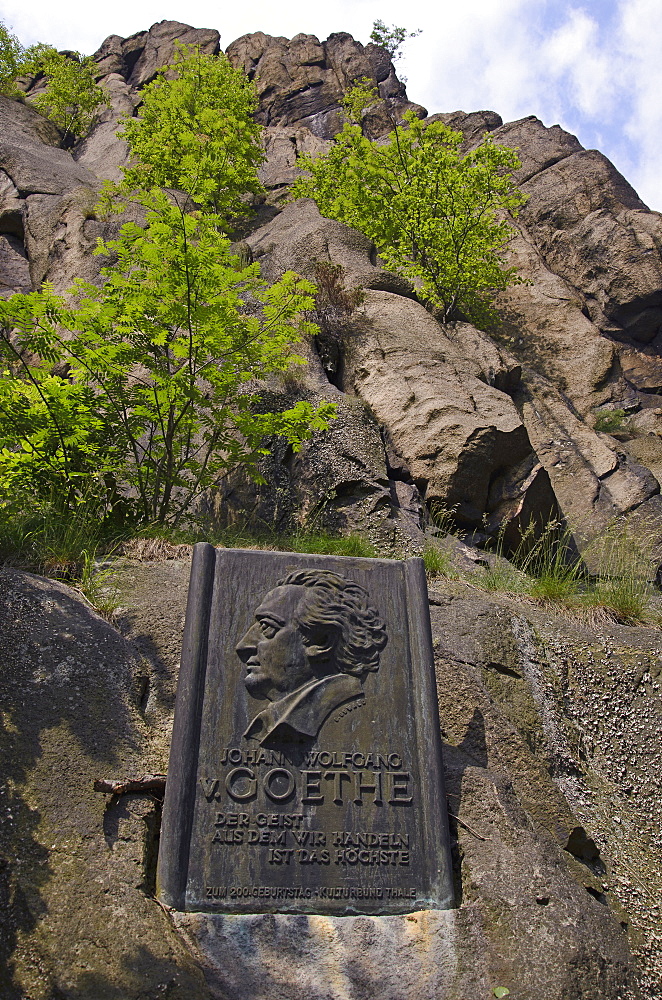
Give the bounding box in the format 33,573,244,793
236,569,388,746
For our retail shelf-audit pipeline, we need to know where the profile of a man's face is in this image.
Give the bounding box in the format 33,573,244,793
235,584,322,702
236,569,388,745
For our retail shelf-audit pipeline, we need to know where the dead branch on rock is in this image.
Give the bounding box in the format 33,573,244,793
93,774,166,796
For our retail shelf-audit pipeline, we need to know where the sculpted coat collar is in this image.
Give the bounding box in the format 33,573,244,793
243,672,363,746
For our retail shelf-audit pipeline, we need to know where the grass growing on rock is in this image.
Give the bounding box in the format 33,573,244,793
2,498,658,627
0,501,379,616
473,519,660,626
422,541,457,579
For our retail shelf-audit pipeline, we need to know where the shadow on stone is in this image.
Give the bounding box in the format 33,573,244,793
442,707,489,907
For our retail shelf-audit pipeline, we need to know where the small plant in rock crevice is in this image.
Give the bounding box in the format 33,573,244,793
369,20,422,62
473,516,659,625
593,408,630,435
306,261,364,385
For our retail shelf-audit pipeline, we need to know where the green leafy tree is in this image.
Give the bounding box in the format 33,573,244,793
0,21,23,95
0,48,334,528
293,84,525,325
369,20,421,61
117,44,263,220
0,20,107,142
28,47,108,145
0,198,331,524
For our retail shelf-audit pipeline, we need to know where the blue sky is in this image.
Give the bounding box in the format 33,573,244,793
2,0,660,210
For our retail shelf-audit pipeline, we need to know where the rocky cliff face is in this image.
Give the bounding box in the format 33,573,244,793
1,19,662,1000
3,19,662,555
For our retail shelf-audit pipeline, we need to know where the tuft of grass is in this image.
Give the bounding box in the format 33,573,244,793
474,516,659,625
112,522,380,560
428,501,460,537
478,558,531,594
284,530,377,558
75,550,122,620
0,498,126,618
0,499,106,578
581,524,656,624
422,541,455,579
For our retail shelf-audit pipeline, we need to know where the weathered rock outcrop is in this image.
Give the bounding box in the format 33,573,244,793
243,199,557,535
3,558,660,998
3,22,662,992
226,31,425,138
93,20,220,88
439,111,662,408
211,376,427,552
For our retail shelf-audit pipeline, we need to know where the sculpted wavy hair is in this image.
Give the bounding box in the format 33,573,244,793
277,568,388,679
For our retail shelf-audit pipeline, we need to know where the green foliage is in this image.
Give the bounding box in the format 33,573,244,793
593,407,629,434
0,21,23,95
0,19,106,141
28,47,107,144
340,77,380,124
118,45,263,219
0,198,332,525
0,47,335,533
422,541,455,578
0,351,116,508
293,89,525,325
369,20,421,61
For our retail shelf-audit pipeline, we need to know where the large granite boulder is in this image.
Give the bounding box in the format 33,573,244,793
343,289,551,529
245,197,413,297
226,31,426,138
5,557,661,997
92,20,220,88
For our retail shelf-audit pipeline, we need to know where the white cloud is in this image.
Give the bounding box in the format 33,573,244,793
614,0,662,208
541,9,617,118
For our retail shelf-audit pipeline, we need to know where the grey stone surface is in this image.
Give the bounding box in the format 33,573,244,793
259,126,331,195
226,31,425,138
0,232,31,295
517,144,662,344
5,558,658,998
172,909,467,1000
73,74,136,182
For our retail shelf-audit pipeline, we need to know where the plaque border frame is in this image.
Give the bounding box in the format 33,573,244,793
157,542,454,913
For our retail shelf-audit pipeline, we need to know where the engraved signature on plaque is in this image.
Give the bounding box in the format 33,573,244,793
235,569,388,747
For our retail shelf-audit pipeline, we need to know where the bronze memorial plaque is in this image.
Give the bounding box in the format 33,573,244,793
157,544,454,915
